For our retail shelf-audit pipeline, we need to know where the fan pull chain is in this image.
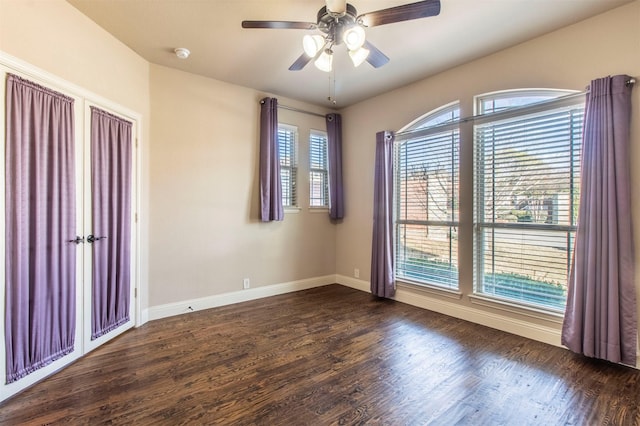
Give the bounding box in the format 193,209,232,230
327,70,337,105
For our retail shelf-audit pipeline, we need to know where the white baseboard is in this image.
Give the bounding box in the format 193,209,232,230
140,309,150,326
147,275,337,321
335,274,562,347
336,274,370,292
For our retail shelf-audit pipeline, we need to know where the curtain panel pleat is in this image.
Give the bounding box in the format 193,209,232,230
90,107,133,340
259,98,284,221
5,74,76,383
562,75,637,365
326,113,344,220
371,131,395,298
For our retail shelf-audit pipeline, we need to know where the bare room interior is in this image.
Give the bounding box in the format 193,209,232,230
1,0,640,424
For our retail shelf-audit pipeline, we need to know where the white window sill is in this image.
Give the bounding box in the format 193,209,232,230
468,293,564,323
284,207,301,214
396,280,463,300
308,207,329,213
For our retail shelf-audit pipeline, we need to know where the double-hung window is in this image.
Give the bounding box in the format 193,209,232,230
309,130,329,208
474,90,584,311
395,103,460,289
278,124,298,208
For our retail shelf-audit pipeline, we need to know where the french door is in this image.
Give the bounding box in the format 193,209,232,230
0,66,138,402
82,103,137,353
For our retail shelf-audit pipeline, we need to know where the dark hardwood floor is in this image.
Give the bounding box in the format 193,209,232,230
2,284,640,425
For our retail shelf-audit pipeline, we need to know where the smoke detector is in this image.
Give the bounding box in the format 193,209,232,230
174,48,190,59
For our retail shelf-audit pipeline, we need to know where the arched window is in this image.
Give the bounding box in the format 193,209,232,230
395,102,461,290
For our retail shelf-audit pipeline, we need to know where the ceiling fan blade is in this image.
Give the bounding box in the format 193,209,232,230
242,21,317,30
357,0,441,27
364,40,390,68
289,53,313,71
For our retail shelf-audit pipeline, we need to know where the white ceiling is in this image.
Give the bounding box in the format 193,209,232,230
67,0,632,108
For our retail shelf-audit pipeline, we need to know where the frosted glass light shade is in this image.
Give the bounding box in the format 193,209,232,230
314,49,333,72
349,46,370,67
343,26,365,51
326,0,346,14
303,35,325,57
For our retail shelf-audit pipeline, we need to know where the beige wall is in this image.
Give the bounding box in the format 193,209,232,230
149,64,336,306
0,1,149,112
337,1,640,335
0,0,152,310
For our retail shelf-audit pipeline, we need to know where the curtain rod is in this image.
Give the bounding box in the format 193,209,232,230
584,77,636,90
396,78,637,141
264,79,636,120
278,104,327,118
259,98,328,118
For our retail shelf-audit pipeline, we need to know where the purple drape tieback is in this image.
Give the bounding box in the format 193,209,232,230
5,347,75,384
371,131,395,298
562,75,637,365
92,316,130,340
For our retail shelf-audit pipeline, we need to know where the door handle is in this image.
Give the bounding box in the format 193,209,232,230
87,235,107,243
68,236,85,244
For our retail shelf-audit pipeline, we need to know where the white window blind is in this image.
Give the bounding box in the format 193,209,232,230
309,130,329,208
395,105,460,289
278,124,298,208
474,91,584,311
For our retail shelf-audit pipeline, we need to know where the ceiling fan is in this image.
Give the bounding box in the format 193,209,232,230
241,0,441,72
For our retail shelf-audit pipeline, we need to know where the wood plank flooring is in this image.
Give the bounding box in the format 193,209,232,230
2,284,640,425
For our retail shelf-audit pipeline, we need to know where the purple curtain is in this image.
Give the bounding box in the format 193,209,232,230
562,75,636,365
5,74,76,383
90,107,132,340
259,97,283,221
371,131,395,298
326,113,344,220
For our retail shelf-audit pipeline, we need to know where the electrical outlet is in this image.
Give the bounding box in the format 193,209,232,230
354,268,360,278
243,278,250,289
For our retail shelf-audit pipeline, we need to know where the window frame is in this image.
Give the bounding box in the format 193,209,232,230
278,123,298,209
473,89,584,313
309,129,329,209
394,102,461,291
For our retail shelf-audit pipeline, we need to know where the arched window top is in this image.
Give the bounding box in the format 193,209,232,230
476,88,578,115
401,101,460,133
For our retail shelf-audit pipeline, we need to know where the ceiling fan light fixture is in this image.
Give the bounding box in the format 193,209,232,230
243,0,442,72
349,46,370,67
343,25,366,50
303,34,326,57
314,48,333,72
